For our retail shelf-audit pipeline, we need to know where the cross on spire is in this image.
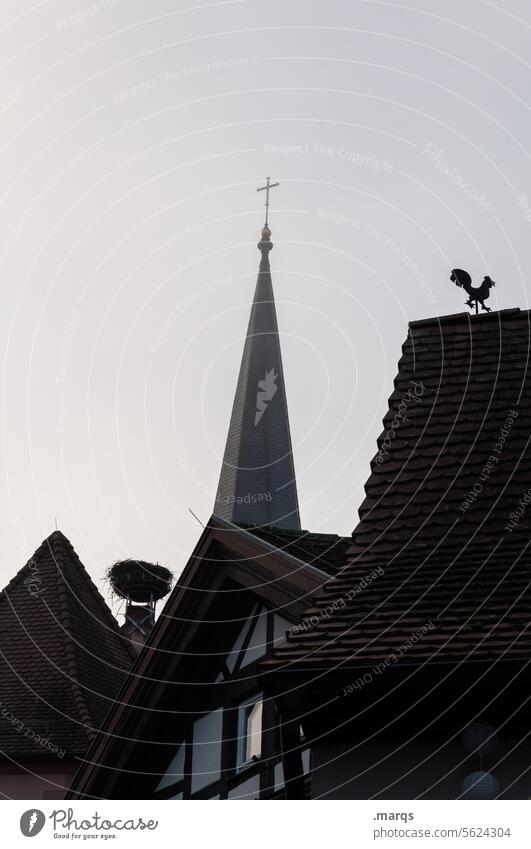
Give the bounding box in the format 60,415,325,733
256,176,279,227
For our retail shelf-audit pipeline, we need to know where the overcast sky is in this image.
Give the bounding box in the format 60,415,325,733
0,0,529,615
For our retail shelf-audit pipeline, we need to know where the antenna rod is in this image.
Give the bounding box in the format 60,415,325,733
188,508,205,529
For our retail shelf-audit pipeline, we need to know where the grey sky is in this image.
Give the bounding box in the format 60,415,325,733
0,0,529,615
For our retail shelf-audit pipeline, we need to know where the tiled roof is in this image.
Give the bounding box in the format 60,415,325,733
263,309,531,671
0,531,134,756
241,524,351,576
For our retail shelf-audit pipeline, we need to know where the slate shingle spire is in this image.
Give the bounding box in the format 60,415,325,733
214,224,301,529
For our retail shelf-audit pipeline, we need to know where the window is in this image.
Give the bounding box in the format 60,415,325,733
236,695,263,769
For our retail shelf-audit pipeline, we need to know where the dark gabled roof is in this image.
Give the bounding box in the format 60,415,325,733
240,525,351,577
0,531,134,757
263,309,531,672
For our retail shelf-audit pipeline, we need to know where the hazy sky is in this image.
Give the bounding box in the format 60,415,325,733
0,0,530,615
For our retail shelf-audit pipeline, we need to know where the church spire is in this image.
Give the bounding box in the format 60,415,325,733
214,188,301,529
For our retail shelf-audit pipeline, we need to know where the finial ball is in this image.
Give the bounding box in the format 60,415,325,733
260,225,272,241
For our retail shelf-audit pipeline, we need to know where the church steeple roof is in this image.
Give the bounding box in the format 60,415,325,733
214,223,301,529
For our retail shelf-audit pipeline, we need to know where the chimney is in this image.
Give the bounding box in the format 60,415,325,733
107,559,173,656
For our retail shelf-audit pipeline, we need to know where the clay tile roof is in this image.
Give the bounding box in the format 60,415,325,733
0,531,135,756
263,309,531,672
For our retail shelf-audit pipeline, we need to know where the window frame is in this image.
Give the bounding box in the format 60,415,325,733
236,693,263,771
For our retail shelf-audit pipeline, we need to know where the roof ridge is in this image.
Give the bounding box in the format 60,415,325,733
51,532,95,746
242,524,350,541
0,535,53,600
409,307,525,329
50,531,136,661
302,532,350,541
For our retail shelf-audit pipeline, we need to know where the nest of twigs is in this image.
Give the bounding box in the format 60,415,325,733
107,559,173,603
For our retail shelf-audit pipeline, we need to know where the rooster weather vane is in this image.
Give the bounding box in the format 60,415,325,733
450,269,496,315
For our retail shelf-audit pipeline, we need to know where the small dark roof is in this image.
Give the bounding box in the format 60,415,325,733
0,531,134,756
240,524,351,577
263,309,531,672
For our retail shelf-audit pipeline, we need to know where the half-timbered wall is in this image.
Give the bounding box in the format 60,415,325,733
154,603,310,799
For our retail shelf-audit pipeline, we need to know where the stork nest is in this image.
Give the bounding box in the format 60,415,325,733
107,559,174,603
